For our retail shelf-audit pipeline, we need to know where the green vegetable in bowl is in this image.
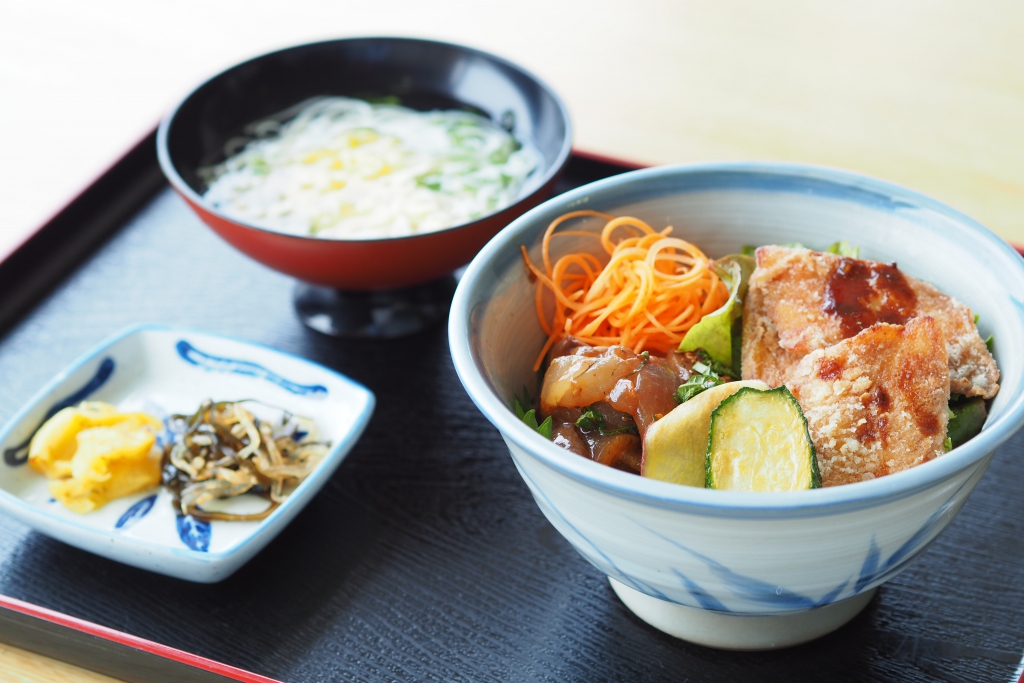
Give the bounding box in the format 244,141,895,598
706,386,821,491
575,406,638,436
947,395,987,450
678,254,755,374
826,240,860,257
674,350,732,404
513,389,552,439
643,380,769,487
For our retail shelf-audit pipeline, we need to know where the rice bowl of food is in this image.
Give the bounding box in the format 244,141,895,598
448,162,1024,649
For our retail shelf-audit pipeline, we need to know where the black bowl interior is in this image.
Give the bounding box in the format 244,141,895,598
165,37,571,198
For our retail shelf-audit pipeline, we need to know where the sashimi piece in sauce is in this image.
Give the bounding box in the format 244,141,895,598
539,342,699,473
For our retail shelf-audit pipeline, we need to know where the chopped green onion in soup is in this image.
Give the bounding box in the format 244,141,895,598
199,97,541,239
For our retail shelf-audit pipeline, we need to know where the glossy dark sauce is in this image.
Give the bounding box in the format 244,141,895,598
817,357,846,381
823,258,918,338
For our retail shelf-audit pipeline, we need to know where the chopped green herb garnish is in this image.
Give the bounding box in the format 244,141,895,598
674,353,727,404
250,157,270,176
696,349,732,378
575,406,601,432
575,405,638,436
740,245,756,257
943,437,953,452
361,94,402,105
513,387,552,438
675,373,721,404
415,172,443,192
974,313,980,325
628,351,651,376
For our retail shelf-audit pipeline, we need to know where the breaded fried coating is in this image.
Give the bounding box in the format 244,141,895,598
742,246,998,397
740,274,806,388
785,317,950,487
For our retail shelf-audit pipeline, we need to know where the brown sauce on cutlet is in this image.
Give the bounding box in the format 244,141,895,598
817,357,846,381
823,258,917,338
856,414,888,444
857,386,890,445
862,385,890,412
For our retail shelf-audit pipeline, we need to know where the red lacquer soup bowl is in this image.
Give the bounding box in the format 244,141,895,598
156,37,573,292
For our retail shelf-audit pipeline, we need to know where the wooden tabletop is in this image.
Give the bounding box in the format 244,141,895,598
2,1,1022,680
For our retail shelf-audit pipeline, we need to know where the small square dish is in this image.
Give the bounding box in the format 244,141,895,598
0,325,374,582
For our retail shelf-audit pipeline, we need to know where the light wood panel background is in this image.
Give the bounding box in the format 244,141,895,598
0,642,121,683
0,0,1021,680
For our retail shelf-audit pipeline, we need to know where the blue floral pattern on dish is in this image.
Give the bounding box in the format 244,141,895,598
175,340,328,396
176,515,212,552
3,357,115,467
116,494,157,530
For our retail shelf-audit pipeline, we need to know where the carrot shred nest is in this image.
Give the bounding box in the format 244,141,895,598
522,210,730,371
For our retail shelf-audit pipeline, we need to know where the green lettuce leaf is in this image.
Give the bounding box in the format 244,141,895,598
677,254,755,372
826,241,860,257
947,396,987,449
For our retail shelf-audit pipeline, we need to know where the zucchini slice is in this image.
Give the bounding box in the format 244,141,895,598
642,380,768,487
706,386,820,491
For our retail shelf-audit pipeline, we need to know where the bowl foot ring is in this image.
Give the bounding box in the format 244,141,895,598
610,578,875,650
294,276,458,338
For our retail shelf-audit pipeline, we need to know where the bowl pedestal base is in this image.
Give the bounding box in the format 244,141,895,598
610,578,875,650
294,277,458,338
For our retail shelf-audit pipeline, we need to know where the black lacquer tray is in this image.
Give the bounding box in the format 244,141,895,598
1,134,1023,683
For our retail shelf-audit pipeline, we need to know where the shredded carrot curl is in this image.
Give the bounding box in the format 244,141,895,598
522,211,730,371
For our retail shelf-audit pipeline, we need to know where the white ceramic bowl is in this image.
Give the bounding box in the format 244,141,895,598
0,325,374,583
449,163,1024,649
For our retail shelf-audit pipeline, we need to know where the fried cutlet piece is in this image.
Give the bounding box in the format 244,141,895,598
785,317,950,487
744,246,998,397
740,277,805,387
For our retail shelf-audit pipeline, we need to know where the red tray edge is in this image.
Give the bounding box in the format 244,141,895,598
0,593,284,683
